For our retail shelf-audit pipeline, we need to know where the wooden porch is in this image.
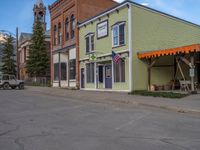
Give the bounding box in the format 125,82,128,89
138,44,200,94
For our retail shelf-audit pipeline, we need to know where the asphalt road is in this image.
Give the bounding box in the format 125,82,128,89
0,88,200,150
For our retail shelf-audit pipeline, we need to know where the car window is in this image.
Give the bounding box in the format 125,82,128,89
2,75,9,80
9,75,16,80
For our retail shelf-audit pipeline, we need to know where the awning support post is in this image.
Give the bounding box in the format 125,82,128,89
190,53,197,94
147,58,151,91
147,58,158,91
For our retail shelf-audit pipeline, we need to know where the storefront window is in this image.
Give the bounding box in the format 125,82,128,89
86,63,94,83
54,63,59,81
61,63,67,80
114,60,125,82
70,59,76,80
98,66,103,83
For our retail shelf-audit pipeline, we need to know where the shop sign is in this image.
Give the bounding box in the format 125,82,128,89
97,20,108,39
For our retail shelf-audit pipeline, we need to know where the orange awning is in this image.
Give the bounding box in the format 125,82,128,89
137,44,200,59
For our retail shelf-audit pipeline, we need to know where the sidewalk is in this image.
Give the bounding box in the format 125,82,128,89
28,86,200,114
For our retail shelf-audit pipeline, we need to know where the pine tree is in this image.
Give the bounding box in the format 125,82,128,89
1,35,16,75
26,18,49,77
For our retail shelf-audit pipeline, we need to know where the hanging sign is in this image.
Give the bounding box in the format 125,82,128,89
89,53,97,62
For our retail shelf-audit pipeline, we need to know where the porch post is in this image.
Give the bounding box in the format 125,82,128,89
58,52,61,87
94,62,97,89
148,58,151,91
190,53,197,94
68,53,70,87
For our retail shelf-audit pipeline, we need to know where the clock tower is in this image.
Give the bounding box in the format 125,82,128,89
33,0,46,31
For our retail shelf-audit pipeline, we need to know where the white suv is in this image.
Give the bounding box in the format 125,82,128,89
0,74,24,90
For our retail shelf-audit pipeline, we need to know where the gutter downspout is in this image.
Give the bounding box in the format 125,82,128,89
128,3,133,92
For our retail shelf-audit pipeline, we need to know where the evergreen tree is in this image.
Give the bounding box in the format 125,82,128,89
1,35,16,75
26,18,49,77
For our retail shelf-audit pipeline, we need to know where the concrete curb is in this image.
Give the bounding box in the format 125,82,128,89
27,86,200,114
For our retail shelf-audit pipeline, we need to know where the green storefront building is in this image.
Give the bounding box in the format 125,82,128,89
79,0,200,92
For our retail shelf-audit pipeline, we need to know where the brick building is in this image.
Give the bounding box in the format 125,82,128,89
18,0,51,80
48,0,117,88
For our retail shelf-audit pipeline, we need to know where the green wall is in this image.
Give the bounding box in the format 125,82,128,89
79,6,130,91
131,5,200,90
80,6,129,59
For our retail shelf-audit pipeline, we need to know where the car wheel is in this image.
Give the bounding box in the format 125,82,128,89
18,83,24,90
3,83,10,90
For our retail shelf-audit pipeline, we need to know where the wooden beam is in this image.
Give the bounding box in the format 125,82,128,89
153,65,174,68
179,56,192,68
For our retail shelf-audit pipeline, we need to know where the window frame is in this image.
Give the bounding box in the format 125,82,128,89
70,14,75,39
58,22,62,45
85,33,95,54
65,17,69,41
53,25,57,46
112,22,125,48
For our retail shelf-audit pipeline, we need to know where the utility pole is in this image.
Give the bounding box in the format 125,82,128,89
16,27,19,79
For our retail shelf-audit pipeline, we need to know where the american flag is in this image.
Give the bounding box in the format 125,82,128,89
112,51,121,64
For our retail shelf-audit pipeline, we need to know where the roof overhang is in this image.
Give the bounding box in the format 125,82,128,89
137,44,200,59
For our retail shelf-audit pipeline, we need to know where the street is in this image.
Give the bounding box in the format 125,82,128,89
0,87,200,150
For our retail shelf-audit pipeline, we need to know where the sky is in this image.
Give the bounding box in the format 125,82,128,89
0,0,200,35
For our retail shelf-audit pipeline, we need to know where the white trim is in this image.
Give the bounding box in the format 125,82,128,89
80,88,130,93
128,3,133,92
103,65,105,89
94,62,97,89
85,34,94,53
80,49,129,61
112,60,114,87
112,22,126,48
79,1,200,30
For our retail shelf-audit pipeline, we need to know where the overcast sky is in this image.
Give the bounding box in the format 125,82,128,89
0,0,200,35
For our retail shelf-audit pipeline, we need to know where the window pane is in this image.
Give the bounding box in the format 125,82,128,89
98,66,103,83
70,59,76,80
121,60,125,82
65,18,69,41
71,15,75,39
114,63,120,82
113,27,119,46
61,63,67,80
54,63,59,81
58,23,61,45
86,63,94,83
91,35,94,51
86,64,90,83
119,24,125,45
54,25,57,46
91,63,94,83
86,37,89,53
3,75,9,80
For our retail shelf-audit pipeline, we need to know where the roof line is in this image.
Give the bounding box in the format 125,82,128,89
79,0,200,29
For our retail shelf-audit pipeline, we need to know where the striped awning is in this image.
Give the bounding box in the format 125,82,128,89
137,44,200,59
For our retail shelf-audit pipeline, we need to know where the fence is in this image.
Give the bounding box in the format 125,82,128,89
25,77,51,87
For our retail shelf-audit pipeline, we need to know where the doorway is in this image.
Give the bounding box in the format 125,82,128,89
81,68,85,88
105,65,112,89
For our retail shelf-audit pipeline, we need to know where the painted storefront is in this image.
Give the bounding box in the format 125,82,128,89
79,1,200,92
